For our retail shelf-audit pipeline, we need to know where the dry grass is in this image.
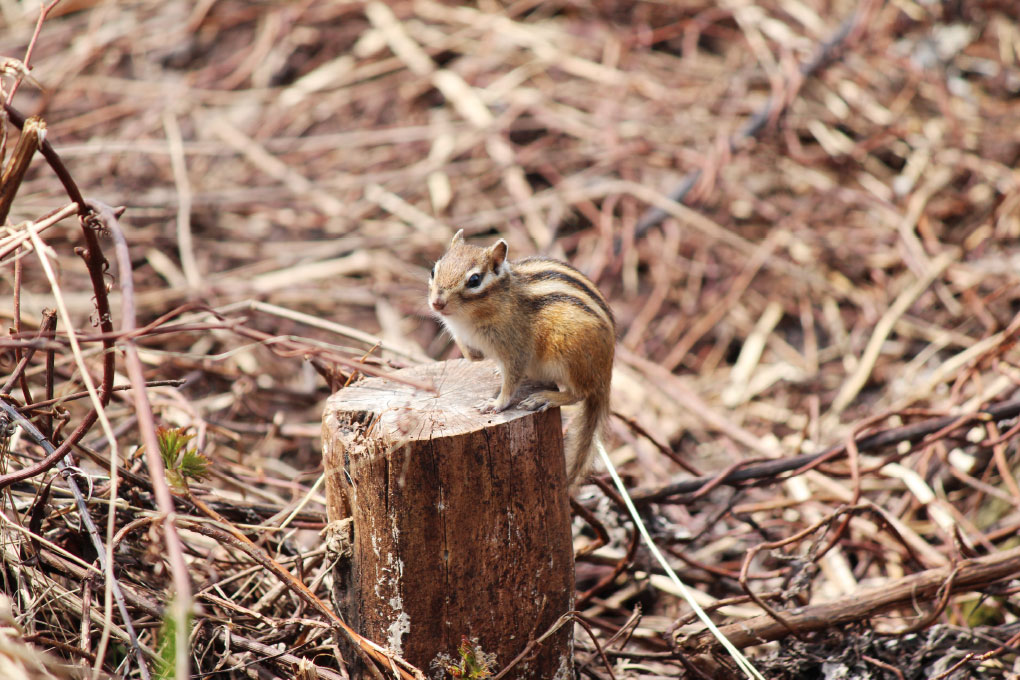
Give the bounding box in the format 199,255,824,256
2,0,1019,678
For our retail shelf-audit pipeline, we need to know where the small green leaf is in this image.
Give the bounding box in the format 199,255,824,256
456,637,495,679
155,427,209,489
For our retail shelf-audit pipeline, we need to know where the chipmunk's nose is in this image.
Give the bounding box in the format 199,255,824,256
431,296,447,312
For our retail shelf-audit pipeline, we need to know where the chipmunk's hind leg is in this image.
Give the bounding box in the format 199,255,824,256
518,388,579,412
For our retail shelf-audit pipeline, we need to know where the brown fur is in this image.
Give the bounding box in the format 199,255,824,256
429,231,615,485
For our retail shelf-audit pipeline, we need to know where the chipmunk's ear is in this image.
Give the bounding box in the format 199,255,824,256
450,229,465,247
489,239,508,269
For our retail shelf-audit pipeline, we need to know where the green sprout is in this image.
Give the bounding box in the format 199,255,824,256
444,637,496,679
155,426,209,493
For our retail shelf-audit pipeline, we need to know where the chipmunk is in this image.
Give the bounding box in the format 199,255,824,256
428,230,615,485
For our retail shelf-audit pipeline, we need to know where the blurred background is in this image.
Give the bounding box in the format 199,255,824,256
2,0,1020,677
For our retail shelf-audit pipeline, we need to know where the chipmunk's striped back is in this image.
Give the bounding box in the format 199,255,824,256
428,231,615,486
515,257,615,334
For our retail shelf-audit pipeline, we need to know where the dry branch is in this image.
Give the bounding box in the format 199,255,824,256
0,115,43,223
686,545,1020,651
628,396,1020,503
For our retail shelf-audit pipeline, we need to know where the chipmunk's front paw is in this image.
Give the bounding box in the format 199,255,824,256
518,393,551,412
480,397,511,414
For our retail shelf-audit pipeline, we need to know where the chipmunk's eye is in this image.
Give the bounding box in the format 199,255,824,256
430,265,435,279
466,273,482,288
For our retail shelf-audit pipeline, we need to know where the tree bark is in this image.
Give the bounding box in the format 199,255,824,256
322,359,575,679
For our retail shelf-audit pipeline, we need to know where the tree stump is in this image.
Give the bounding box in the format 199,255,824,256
322,359,575,679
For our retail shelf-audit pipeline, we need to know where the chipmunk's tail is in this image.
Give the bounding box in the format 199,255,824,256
565,388,610,486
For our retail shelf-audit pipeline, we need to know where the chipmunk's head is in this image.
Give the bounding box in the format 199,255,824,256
428,230,508,318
